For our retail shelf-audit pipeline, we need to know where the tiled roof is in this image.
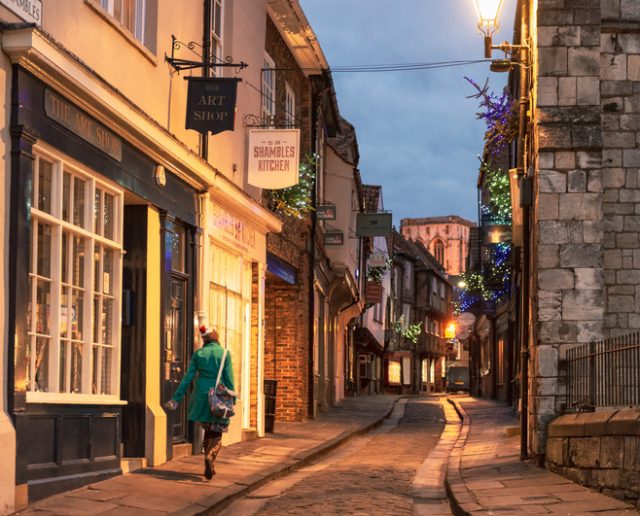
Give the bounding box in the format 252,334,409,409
361,184,381,213
327,117,359,166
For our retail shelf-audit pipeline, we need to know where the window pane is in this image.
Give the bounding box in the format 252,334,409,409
92,346,100,394
73,177,86,227
35,337,50,392
94,189,102,235
169,226,185,272
93,296,100,343
61,231,69,284
72,289,84,341
104,192,115,240
94,244,101,293
62,172,71,222
102,299,113,345
61,287,69,338
101,347,112,395
71,342,83,393
103,248,113,295
73,236,85,287
37,223,52,278
214,0,222,38
37,159,53,214
36,280,51,335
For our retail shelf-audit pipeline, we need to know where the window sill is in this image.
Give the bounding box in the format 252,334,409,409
84,0,158,66
27,392,128,405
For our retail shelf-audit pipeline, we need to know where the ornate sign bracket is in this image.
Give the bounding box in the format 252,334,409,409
243,113,300,129
165,35,248,73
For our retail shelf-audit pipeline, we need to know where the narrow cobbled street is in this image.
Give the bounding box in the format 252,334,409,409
221,398,452,516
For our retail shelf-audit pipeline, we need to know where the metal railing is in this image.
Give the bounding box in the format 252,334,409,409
566,333,640,411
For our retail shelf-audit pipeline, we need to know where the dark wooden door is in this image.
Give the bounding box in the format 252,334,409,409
167,274,188,441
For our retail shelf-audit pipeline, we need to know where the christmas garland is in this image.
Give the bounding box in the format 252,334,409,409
465,76,518,159
480,162,512,223
269,155,316,219
393,315,423,344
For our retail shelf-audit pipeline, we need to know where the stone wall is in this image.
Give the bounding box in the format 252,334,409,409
532,0,640,458
546,410,640,508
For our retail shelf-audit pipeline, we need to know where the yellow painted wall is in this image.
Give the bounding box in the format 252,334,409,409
145,206,167,466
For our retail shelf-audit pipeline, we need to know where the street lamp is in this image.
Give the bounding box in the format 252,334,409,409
474,0,504,58
473,0,528,68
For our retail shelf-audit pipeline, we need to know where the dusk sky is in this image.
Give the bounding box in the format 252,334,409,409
299,0,516,225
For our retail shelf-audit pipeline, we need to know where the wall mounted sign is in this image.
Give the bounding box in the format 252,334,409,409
44,89,122,161
247,129,300,189
267,252,297,285
316,203,336,220
356,213,392,237
365,280,383,305
208,202,256,255
324,229,344,246
185,77,240,135
1,0,41,25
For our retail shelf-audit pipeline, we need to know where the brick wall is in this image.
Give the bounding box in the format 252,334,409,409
532,0,640,458
262,14,314,422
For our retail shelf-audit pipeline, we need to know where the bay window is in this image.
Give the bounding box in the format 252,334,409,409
28,149,123,402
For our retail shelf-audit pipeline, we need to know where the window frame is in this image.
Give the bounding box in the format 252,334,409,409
27,145,124,405
210,0,224,75
261,53,276,126
285,81,296,128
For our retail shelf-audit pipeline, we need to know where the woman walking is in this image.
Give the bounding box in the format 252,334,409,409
164,326,234,479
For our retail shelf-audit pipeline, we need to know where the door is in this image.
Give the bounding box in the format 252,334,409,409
162,219,192,445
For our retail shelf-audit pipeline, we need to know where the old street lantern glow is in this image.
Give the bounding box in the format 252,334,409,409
445,322,457,340
474,0,504,35
474,0,504,57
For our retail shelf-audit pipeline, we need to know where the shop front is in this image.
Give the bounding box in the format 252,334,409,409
7,66,200,501
203,196,279,444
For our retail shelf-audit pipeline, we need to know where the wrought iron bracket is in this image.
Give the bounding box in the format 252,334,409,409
243,113,299,129
165,35,248,73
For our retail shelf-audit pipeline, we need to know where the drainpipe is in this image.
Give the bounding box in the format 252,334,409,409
517,0,531,461
307,88,319,417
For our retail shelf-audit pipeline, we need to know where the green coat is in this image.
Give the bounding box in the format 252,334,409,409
172,341,235,425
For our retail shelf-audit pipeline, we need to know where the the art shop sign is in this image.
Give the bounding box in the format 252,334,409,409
185,77,240,134
247,129,300,189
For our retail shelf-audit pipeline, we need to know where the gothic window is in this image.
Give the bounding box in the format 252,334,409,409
434,240,445,265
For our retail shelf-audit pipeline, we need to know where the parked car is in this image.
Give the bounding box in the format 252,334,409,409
445,366,470,392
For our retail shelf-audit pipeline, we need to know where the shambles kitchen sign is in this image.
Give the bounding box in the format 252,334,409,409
186,77,240,135
247,129,300,189
45,90,122,161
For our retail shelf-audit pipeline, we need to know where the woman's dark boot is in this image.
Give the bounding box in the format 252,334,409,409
203,431,222,479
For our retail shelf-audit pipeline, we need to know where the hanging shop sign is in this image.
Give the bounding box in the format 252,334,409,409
365,280,383,305
247,129,300,189
1,0,41,25
185,77,240,135
316,202,337,220
324,229,344,246
355,213,392,237
44,89,122,161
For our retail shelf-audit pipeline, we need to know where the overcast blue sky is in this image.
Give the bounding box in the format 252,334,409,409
299,0,516,225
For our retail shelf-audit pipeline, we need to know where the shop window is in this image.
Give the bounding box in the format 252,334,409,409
359,355,371,379
262,53,276,126
98,0,157,53
387,360,401,385
209,245,251,397
28,150,123,402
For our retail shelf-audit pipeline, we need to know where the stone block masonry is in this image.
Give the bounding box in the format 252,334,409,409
546,410,640,508
532,0,640,460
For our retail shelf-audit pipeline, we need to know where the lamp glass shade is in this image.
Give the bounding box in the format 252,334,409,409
474,0,504,33
445,323,457,340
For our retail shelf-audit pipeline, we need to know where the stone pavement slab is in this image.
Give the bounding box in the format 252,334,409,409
445,396,638,515
16,395,399,515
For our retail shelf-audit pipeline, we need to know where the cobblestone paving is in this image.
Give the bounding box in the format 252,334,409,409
254,398,445,516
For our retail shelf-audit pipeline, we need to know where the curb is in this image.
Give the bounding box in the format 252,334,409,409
184,396,403,515
444,398,480,516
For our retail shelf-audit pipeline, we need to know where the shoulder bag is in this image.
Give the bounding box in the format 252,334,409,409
208,348,236,419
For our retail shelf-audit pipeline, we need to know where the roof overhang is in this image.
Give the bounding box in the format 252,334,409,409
266,0,329,75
